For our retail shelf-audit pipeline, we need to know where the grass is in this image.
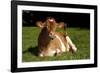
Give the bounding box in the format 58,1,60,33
22,27,90,62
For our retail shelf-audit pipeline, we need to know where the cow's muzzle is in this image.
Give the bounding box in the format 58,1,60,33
49,32,56,40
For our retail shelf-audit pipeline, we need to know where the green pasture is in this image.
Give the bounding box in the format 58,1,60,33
22,27,90,62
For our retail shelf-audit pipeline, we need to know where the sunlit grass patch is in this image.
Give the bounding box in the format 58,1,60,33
22,27,90,62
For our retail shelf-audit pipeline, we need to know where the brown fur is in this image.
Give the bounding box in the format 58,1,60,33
36,17,77,57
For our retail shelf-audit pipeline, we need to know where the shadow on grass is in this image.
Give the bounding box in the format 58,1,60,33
23,46,39,56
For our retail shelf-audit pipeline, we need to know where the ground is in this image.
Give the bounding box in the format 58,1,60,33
22,27,90,62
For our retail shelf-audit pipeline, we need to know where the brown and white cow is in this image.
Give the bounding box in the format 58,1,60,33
36,17,77,57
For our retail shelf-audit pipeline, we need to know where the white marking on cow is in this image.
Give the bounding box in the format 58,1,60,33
39,53,43,57
55,34,66,52
56,48,61,53
49,19,54,22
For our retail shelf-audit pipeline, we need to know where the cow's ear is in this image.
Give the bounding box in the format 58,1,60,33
57,22,65,29
36,21,45,28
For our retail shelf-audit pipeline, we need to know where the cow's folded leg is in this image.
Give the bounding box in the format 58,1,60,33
66,36,77,53
55,48,62,56
66,43,70,52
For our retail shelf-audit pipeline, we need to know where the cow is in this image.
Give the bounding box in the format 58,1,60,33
36,17,77,57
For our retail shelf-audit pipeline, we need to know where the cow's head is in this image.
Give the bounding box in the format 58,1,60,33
36,17,65,39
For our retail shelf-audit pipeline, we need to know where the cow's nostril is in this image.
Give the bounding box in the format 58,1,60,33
51,37,54,40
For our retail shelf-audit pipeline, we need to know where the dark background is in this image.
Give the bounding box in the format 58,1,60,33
22,10,90,28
